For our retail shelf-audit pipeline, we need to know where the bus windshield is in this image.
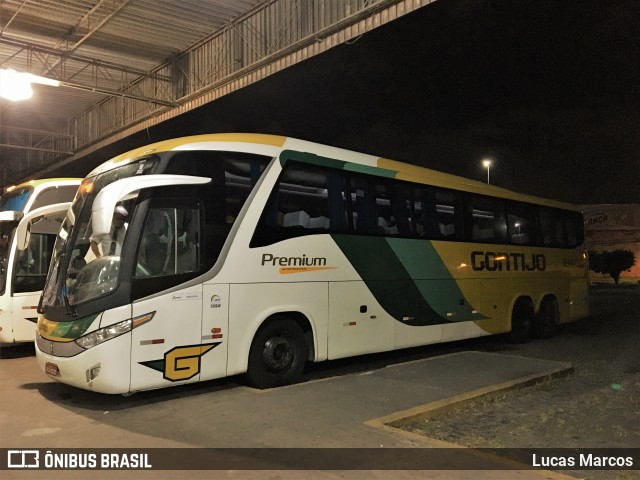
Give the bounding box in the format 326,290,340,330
40,150,271,320
1,189,33,291
40,158,158,316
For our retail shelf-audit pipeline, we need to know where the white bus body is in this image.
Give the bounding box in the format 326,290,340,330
35,135,588,393
0,179,80,345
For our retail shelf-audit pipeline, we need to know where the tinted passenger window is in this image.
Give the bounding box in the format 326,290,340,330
414,187,461,240
507,203,535,245
350,177,413,236
538,208,584,248
252,162,348,247
468,195,507,243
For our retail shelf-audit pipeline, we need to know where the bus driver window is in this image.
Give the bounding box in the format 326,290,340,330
136,206,200,278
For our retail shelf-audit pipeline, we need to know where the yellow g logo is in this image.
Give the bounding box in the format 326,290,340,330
164,344,216,381
140,343,220,381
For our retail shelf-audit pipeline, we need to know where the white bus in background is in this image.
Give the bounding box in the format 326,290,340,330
0,178,81,345
34,134,588,394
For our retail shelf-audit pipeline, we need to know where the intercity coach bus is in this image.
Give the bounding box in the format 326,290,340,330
1,178,81,345
35,134,588,393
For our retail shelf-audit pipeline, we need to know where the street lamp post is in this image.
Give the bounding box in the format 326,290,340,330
482,159,492,184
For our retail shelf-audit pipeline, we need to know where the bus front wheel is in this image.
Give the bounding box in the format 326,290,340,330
246,317,307,389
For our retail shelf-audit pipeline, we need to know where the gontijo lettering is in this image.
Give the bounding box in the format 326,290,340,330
471,251,546,272
261,253,327,267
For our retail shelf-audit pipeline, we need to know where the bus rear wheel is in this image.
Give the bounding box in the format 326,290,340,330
534,297,559,339
246,317,307,389
509,299,534,344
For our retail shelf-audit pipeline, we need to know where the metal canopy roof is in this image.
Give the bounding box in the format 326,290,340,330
1,0,262,129
1,0,433,186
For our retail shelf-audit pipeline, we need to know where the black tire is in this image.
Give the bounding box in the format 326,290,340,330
534,297,560,339
509,299,534,344
246,317,307,389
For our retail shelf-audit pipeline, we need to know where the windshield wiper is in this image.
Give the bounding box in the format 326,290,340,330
64,294,78,318
62,284,77,318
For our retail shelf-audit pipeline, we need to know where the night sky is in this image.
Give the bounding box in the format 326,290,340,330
51,0,640,205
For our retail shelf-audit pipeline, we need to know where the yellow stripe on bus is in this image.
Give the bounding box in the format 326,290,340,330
279,266,338,275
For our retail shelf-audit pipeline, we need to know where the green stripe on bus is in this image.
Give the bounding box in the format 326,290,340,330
386,238,487,321
279,150,397,178
331,235,444,326
331,235,485,325
51,314,99,339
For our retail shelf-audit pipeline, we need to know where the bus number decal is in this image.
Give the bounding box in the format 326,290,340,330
139,343,221,382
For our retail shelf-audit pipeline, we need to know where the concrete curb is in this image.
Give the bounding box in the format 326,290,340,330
364,358,579,480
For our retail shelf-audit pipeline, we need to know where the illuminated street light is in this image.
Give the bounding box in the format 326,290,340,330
482,159,493,184
0,68,60,101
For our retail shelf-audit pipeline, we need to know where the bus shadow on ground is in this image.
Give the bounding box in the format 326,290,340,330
0,343,35,359
22,375,242,412
21,335,526,414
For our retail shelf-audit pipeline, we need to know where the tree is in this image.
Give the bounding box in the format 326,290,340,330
589,250,636,285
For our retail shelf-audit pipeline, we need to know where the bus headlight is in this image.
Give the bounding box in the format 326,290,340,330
75,319,132,350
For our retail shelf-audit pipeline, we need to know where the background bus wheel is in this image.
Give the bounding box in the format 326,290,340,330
246,317,307,389
534,297,560,339
509,299,534,344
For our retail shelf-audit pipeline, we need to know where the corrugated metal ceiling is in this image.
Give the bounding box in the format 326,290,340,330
1,0,434,185
0,0,263,129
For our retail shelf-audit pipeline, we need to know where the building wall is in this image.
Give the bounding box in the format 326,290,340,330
583,204,640,283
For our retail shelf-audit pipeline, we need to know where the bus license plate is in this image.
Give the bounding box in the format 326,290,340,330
45,362,59,376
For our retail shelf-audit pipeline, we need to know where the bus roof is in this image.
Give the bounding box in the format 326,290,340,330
87,133,579,212
6,178,81,190
87,133,287,177
377,158,579,211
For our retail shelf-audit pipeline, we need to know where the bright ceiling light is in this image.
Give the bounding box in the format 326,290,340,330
0,69,34,101
0,68,60,102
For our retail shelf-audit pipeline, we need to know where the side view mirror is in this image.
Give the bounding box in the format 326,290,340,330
16,202,71,251
91,175,211,236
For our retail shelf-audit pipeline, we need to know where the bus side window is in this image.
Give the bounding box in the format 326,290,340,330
537,207,583,248
251,162,348,247
506,202,535,245
414,186,442,239
13,233,56,293
136,206,200,278
369,180,412,236
539,209,555,247
350,177,378,235
468,195,507,244
435,190,462,240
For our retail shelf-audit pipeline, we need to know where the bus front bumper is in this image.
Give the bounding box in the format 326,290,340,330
35,332,132,394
